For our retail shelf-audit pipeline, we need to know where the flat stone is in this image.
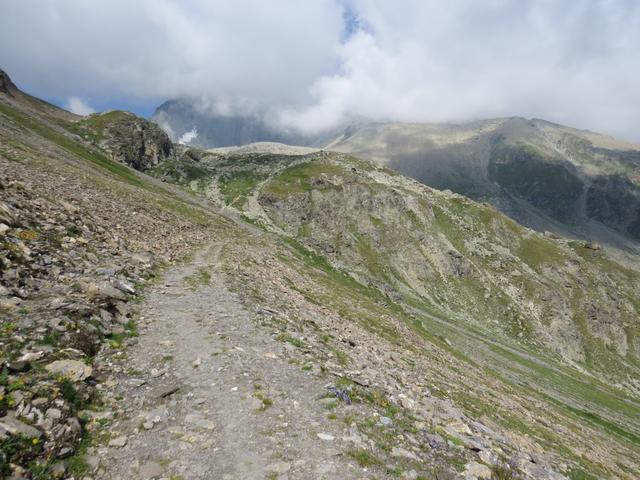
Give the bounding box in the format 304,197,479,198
478,449,498,465
86,282,126,301
0,411,42,438
266,462,291,474
45,359,92,381
185,413,215,430
78,410,113,422
7,360,31,373
139,461,164,479
113,279,135,295
445,420,472,436
153,383,180,398
464,461,492,479
17,351,44,362
108,435,128,447
317,432,335,441
391,447,419,461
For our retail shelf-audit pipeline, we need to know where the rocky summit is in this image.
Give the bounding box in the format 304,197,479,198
1,68,640,480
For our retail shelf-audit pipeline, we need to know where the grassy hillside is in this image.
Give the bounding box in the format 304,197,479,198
149,148,640,477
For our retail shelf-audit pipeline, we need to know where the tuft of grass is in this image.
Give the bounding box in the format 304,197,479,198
348,449,383,467
185,266,212,289
276,333,305,348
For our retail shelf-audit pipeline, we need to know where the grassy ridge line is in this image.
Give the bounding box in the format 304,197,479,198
0,101,212,225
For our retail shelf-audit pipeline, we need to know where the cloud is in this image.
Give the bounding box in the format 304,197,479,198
1,1,640,140
178,127,198,145
279,1,640,140
64,96,95,116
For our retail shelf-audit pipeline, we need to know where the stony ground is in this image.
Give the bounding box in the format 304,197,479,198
94,243,370,480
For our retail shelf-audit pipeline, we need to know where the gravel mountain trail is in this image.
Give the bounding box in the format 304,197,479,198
97,242,364,480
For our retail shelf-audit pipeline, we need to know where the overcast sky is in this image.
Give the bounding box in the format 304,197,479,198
2,0,639,141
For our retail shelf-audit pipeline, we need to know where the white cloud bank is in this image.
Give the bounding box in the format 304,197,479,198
178,127,198,145
64,96,95,116
2,1,640,140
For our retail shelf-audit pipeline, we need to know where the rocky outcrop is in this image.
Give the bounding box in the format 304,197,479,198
94,112,175,171
0,69,16,96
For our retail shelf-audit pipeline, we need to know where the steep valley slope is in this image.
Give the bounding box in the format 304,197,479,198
1,69,640,479
328,119,640,254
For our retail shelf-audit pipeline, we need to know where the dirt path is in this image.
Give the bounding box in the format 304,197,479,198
95,242,365,480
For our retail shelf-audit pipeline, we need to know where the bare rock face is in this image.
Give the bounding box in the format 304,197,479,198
0,68,17,96
96,112,175,172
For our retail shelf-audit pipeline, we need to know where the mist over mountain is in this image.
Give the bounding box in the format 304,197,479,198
151,98,339,149
3,1,640,141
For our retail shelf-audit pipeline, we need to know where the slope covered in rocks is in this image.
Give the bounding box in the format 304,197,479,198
2,69,640,479
0,70,216,477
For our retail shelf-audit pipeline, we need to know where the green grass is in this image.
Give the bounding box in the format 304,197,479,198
347,448,383,467
264,160,346,197
218,170,265,207
185,266,212,289
517,235,566,270
76,110,131,141
276,333,305,348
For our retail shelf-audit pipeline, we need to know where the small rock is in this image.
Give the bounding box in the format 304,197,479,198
464,461,492,479
402,470,418,480
391,447,419,461
7,360,31,373
113,279,135,295
317,433,335,441
398,394,416,410
379,416,393,426
192,357,201,368
108,435,128,448
50,462,66,477
85,282,126,302
139,461,164,479
17,351,44,362
153,384,180,398
478,449,498,466
57,447,74,459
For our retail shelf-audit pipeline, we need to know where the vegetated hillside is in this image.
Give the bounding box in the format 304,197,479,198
154,148,640,390
328,118,640,252
3,67,640,479
152,147,640,477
